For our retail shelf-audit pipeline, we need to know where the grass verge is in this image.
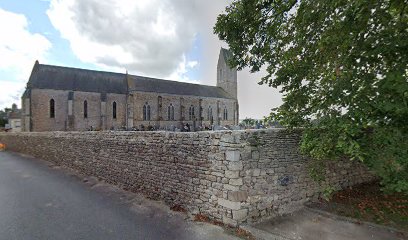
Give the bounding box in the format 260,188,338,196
310,181,407,232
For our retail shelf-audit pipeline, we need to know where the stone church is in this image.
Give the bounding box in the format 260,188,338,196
21,48,239,132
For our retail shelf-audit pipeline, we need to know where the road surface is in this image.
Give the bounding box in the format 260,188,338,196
0,151,238,240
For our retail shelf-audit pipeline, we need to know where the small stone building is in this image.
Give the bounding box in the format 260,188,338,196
6,104,22,132
21,48,239,132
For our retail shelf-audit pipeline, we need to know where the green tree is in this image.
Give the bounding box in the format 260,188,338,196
242,117,256,126
0,108,11,128
215,0,408,193
0,118,7,128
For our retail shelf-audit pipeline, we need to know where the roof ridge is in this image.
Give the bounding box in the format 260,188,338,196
129,75,222,89
39,64,126,76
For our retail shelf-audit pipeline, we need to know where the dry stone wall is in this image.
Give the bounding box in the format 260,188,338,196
0,129,374,225
227,130,375,224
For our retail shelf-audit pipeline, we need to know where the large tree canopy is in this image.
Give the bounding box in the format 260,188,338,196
215,0,408,193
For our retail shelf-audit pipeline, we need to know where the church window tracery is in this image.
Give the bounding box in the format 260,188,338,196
189,105,195,120
168,104,174,120
143,103,151,121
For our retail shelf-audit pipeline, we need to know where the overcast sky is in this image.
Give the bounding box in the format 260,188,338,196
0,0,282,119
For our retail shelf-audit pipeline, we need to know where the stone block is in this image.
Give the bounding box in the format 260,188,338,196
222,216,238,227
207,175,217,182
212,182,223,189
251,150,260,159
220,134,235,143
225,170,240,179
232,209,248,221
225,150,240,161
229,178,243,186
253,169,261,177
218,198,241,210
224,184,240,191
211,171,224,177
228,162,243,171
228,191,248,202
248,195,262,204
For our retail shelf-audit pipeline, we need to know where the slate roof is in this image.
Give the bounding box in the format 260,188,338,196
128,75,233,99
28,63,128,94
27,62,233,99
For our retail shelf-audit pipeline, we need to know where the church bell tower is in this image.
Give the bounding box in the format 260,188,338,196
217,48,237,99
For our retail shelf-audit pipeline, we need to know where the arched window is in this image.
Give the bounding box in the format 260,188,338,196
223,107,228,120
49,99,55,118
167,104,174,120
207,106,213,121
171,105,174,120
143,103,151,121
112,102,117,119
83,100,88,118
189,105,195,120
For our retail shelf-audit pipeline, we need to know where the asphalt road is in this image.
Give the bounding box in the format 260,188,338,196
0,151,238,240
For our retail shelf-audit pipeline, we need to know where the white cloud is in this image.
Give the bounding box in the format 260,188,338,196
0,81,25,108
168,55,200,84
47,0,202,78
0,8,51,109
187,61,198,68
0,8,51,78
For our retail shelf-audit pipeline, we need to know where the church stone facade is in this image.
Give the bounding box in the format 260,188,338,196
21,48,239,132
